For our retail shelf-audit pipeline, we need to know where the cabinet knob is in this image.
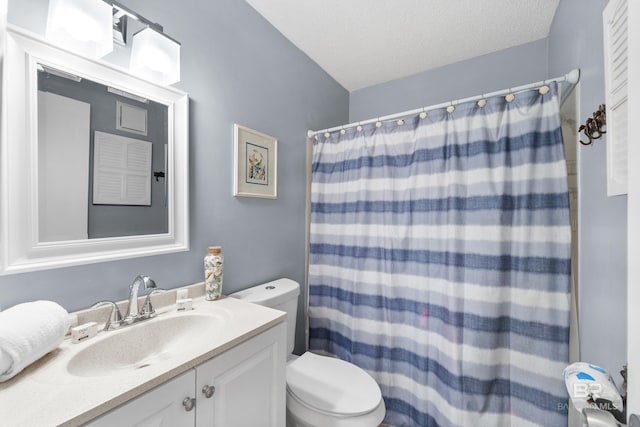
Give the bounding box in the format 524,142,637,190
202,385,216,398
182,397,196,412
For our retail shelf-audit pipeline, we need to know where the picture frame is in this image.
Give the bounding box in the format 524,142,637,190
233,124,278,199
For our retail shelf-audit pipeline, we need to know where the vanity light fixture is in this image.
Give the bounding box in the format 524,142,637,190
45,0,114,59
107,0,181,86
46,0,181,86
130,26,181,86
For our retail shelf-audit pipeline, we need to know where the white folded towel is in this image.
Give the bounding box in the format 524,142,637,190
0,300,70,382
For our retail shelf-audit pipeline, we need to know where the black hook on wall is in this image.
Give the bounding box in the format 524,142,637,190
579,104,606,145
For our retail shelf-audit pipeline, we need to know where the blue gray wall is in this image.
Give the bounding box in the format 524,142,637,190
1,0,349,355
350,1,627,386
349,39,549,122
548,0,627,386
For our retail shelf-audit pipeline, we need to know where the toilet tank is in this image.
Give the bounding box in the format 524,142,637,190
229,278,300,355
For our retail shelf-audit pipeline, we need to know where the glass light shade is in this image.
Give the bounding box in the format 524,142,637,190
130,27,181,86
46,0,113,59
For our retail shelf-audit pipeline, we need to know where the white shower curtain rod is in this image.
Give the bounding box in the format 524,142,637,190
307,68,580,138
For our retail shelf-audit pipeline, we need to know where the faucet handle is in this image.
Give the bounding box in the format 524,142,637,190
141,289,166,319
91,301,123,331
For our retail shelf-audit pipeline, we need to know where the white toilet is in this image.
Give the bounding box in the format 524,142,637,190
230,278,386,427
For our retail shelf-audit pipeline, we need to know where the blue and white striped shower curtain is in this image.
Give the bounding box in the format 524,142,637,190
308,83,571,427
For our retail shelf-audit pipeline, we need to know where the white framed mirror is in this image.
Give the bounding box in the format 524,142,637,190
0,25,189,275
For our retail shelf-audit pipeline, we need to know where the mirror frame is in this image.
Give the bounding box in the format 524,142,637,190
0,26,189,275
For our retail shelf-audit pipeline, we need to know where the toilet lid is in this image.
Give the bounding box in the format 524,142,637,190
286,352,382,416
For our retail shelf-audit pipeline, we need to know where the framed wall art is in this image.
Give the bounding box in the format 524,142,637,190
233,124,277,199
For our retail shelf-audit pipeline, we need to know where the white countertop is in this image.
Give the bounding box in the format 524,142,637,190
0,295,285,426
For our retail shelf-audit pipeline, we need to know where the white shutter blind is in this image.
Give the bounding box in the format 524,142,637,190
603,0,629,196
93,131,152,205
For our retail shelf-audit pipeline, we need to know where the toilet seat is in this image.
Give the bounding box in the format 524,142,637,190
286,352,382,417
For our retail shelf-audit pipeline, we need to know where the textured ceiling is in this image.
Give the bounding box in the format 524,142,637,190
246,0,561,92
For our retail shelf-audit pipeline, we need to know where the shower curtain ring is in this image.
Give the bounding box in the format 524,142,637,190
447,102,455,113
419,108,427,119
505,90,515,103
375,118,382,128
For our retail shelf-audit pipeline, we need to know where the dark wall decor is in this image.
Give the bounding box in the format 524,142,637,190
579,103,607,145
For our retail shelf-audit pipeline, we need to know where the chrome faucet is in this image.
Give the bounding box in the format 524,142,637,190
123,275,157,324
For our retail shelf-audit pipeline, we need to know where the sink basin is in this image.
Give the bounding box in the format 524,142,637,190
67,311,228,377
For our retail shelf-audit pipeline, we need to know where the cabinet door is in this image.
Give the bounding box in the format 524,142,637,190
85,370,196,427
195,323,286,427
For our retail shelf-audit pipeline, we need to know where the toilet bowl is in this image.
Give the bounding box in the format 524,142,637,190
230,278,385,427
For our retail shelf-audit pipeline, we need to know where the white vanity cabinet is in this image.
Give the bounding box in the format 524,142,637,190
84,323,286,427
195,321,286,426
85,369,196,426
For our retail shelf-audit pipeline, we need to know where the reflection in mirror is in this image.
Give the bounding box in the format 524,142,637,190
37,65,169,241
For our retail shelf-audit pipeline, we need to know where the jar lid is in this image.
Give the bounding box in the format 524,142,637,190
208,246,221,254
